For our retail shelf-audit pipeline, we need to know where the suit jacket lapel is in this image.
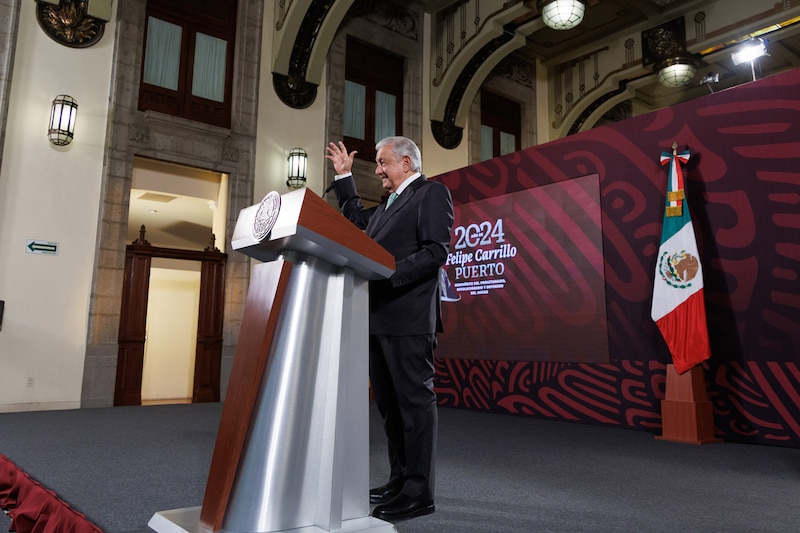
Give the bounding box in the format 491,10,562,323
365,203,386,237
367,177,423,239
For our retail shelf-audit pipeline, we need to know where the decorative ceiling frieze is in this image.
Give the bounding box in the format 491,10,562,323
348,0,419,40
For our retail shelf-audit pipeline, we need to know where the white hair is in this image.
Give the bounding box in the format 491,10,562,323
376,136,422,172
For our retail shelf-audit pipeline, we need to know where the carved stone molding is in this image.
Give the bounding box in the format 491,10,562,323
432,28,515,149
494,56,533,88
35,0,106,48
273,0,335,109
431,119,463,150
642,17,687,67
349,0,418,40
273,73,318,110
567,80,629,136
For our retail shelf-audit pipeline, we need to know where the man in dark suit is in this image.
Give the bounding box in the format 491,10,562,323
326,136,454,522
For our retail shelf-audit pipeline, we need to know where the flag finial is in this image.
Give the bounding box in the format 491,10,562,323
672,141,678,155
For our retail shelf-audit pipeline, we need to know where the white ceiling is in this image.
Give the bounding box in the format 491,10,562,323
127,158,224,250
128,189,217,249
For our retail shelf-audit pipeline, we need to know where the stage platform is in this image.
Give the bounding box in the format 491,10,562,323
2,401,800,532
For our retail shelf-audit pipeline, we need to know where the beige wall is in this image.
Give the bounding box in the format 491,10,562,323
141,264,201,402
254,6,329,202
0,2,116,411
421,12,471,178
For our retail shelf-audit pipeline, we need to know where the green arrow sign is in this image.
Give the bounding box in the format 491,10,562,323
26,240,59,255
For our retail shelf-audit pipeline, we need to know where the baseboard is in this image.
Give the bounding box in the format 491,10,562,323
0,401,81,413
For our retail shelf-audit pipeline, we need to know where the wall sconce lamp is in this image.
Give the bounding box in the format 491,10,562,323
48,94,78,146
537,0,587,31
731,37,768,81
655,54,700,88
286,147,308,189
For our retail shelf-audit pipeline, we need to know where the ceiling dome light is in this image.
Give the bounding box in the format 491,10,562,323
655,55,700,88
537,0,587,31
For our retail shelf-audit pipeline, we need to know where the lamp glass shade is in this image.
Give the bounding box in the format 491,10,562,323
539,0,586,30
657,59,697,87
48,95,78,146
287,147,308,189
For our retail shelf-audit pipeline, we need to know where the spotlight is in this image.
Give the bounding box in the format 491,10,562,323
700,72,719,93
731,37,768,81
731,37,768,66
700,72,719,84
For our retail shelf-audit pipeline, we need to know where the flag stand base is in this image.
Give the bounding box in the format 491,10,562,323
656,364,721,445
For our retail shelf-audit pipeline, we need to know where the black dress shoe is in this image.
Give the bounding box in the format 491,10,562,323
372,493,435,521
369,482,402,504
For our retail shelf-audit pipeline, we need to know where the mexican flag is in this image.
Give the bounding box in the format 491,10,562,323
650,147,711,374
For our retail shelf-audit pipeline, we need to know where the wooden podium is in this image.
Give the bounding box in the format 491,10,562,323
149,188,398,533
656,364,720,445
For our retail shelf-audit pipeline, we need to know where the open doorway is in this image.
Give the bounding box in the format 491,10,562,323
141,258,202,405
115,158,228,407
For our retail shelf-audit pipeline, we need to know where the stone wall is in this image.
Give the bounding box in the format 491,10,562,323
81,0,265,406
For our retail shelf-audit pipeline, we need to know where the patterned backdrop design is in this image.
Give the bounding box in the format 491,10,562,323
433,67,800,448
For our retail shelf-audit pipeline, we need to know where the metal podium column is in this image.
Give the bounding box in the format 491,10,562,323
148,255,395,533
223,255,369,531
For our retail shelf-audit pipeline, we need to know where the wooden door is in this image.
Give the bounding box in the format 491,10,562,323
114,242,227,406
114,247,151,406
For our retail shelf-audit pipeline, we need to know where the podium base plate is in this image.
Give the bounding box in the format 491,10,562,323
148,507,398,533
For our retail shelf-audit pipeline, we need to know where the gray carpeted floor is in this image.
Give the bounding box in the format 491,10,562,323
1,402,799,533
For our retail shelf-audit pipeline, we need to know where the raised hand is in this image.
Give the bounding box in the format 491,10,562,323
325,141,357,175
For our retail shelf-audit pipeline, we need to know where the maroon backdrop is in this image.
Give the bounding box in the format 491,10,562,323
433,67,800,448
438,175,608,363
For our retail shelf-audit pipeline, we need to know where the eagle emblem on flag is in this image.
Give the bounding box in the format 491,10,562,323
657,250,700,289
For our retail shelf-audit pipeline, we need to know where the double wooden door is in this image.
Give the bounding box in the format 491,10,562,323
114,242,227,406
